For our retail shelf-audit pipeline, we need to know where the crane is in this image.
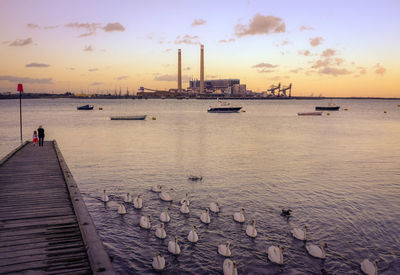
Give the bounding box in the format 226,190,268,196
279,83,292,97
267,83,281,96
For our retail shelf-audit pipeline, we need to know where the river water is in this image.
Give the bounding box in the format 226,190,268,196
1,98,399,274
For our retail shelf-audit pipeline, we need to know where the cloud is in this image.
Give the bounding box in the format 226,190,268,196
27,23,40,29
102,22,125,32
219,38,235,43
309,37,323,47
25,62,50,68
300,25,313,31
192,19,206,26
65,22,102,37
318,67,351,76
88,68,99,72
44,25,58,29
90,82,103,86
312,58,331,69
115,75,129,80
357,67,367,75
374,63,386,75
175,35,200,45
9,37,33,47
265,76,289,81
290,68,302,74
0,75,53,84
252,63,278,68
83,45,94,51
298,50,311,56
154,74,176,81
235,14,285,37
257,69,275,73
321,48,336,57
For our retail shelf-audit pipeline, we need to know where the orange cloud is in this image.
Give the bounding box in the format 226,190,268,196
374,63,386,75
192,19,206,26
25,62,50,68
235,14,285,37
309,37,323,47
103,22,125,32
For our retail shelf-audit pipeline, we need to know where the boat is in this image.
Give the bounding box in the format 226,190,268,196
110,115,146,120
77,104,94,110
188,175,203,181
298,111,323,116
315,105,340,111
207,101,242,113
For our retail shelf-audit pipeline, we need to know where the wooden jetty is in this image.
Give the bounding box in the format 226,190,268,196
0,141,114,274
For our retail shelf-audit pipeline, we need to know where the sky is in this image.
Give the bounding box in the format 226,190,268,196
0,0,399,97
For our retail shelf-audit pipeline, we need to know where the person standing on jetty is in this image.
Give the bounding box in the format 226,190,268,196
38,125,45,147
32,130,38,146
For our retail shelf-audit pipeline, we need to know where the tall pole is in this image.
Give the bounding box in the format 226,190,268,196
19,90,22,144
178,49,182,93
200,44,204,94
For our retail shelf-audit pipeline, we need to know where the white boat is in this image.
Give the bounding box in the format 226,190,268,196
207,101,242,113
110,115,146,120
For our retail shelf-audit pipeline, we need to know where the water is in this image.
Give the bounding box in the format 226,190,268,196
1,98,399,274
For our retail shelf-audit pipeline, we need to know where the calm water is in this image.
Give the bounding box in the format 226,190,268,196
1,98,400,274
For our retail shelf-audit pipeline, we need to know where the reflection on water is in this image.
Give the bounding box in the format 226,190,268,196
1,98,400,274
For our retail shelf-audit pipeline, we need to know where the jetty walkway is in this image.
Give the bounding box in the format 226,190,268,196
0,141,114,274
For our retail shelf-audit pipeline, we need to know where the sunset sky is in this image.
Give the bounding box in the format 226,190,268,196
0,0,399,97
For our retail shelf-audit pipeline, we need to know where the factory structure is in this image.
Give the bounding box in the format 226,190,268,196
138,45,292,99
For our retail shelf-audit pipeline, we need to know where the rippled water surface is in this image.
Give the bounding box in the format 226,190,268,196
1,98,400,274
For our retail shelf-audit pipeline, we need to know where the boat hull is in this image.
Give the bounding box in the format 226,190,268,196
110,115,146,120
207,107,242,113
298,111,323,116
315,106,340,111
77,104,94,110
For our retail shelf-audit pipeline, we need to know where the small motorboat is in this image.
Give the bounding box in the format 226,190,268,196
77,104,94,110
207,101,242,113
315,105,340,111
188,175,203,181
297,111,323,116
110,115,147,120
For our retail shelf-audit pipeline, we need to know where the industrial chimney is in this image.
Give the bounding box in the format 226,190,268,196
200,44,204,94
178,49,182,93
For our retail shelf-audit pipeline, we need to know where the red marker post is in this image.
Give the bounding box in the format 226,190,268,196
17,83,23,144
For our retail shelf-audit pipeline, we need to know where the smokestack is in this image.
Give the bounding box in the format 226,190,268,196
178,49,182,93
200,44,204,94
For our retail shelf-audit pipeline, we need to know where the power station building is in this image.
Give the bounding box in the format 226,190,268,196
189,79,247,96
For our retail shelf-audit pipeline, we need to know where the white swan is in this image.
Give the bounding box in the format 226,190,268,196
291,225,307,241
123,192,132,203
133,194,143,209
180,193,190,205
151,185,162,193
160,208,171,223
180,200,190,214
152,251,165,271
233,208,245,223
360,259,378,275
187,225,198,243
155,223,167,239
246,220,257,238
101,190,109,202
200,208,211,224
139,215,151,229
117,202,126,214
218,241,232,257
268,245,284,265
160,188,173,202
306,242,326,259
168,237,181,255
223,259,238,275
209,202,220,213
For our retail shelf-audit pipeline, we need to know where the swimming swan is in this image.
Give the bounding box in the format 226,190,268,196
180,193,190,205
101,190,109,202
123,192,132,203
139,215,151,229
168,237,181,255
151,185,162,193
155,223,167,239
306,242,327,259
152,251,165,271
218,241,232,257
187,225,198,243
209,202,220,213
160,208,171,223
117,202,126,214
360,259,378,275
133,194,143,209
246,220,257,238
268,245,284,265
233,208,245,223
200,208,211,224
160,188,173,202
180,200,190,214
291,225,307,241
223,259,238,275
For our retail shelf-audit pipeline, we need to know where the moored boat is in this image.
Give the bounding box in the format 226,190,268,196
77,104,94,110
110,115,146,120
298,111,323,116
315,105,340,111
207,101,242,113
